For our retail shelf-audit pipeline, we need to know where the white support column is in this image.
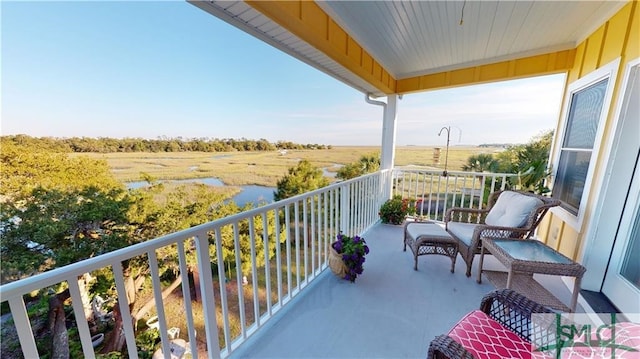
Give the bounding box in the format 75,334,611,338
381,94,398,201
381,94,398,171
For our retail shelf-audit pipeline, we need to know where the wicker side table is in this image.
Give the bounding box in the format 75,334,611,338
403,222,458,272
478,238,586,312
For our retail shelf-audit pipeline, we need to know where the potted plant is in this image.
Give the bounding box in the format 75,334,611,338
329,233,369,282
379,195,416,225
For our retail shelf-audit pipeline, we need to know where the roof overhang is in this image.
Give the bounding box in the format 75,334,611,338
189,0,628,97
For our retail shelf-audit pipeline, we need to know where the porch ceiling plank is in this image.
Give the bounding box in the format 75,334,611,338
273,31,296,44
493,1,529,55
255,19,280,35
471,2,500,61
236,7,262,25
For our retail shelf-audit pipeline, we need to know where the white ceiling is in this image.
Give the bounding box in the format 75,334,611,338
190,0,628,96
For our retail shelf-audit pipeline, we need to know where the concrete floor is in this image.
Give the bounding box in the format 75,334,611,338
229,223,581,359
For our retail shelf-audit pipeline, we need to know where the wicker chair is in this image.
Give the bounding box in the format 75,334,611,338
444,190,560,277
427,289,556,359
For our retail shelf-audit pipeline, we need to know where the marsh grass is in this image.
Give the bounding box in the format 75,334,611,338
75,146,502,187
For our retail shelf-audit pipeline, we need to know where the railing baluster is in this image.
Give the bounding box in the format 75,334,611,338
8,297,39,358
111,261,139,359
360,179,365,230
365,176,372,226
302,199,309,285
316,194,322,273
490,174,497,195
248,219,259,326
294,201,301,290
428,172,435,219
323,191,329,267
262,212,272,315
177,239,198,357
232,223,246,339
353,182,358,233
411,172,418,200
310,195,316,276
452,175,460,213
343,184,349,234
67,277,95,359
285,205,292,300
194,230,220,359
352,182,357,233
148,249,171,358
274,208,283,303
215,229,231,354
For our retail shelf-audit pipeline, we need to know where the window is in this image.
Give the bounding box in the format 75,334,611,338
552,79,608,214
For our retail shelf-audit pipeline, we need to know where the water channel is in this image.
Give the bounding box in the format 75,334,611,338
126,178,275,207
125,165,340,207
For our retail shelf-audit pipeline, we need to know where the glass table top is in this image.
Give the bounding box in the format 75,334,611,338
491,239,573,264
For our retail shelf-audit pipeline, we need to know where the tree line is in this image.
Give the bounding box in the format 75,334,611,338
1,134,331,153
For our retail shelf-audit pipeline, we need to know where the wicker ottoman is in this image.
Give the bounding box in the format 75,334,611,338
404,222,458,272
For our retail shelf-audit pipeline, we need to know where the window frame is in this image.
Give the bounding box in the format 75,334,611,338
550,58,620,229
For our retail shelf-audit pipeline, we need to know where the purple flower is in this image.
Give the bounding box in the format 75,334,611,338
332,233,368,282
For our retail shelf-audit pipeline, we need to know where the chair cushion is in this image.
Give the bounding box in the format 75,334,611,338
448,310,536,359
406,222,451,240
485,191,543,228
447,222,478,247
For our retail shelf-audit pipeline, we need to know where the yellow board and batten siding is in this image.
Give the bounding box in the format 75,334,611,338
396,50,576,94
542,1,638,261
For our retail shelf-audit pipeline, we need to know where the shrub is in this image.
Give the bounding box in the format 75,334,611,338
379,195,416,224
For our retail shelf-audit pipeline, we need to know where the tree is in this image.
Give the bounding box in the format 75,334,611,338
1,143,129,283
0,140,122,201
461,153,499,172
0,144,135,357
336,154,380,180
495,130,553,194
273,160,329,201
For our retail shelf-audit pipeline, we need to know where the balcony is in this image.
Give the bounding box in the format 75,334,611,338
0,168,580,359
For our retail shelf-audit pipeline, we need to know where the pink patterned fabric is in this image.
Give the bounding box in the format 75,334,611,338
448,310,540,359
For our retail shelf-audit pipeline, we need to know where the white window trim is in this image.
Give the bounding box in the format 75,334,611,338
550,58,620,230
578,57,640,288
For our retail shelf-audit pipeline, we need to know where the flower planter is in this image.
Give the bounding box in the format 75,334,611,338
330,234,369,282
328,246,348,278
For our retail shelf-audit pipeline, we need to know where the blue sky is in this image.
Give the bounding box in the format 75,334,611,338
1,1,565,146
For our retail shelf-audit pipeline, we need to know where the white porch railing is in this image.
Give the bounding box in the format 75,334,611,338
391,168,515,221
0,168,515,359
